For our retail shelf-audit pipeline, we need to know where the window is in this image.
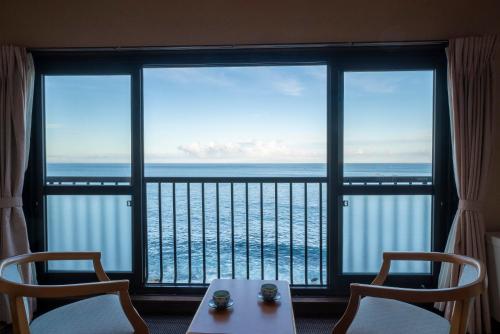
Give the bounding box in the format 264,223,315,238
42,74,133,273
342,195,431,273
143,66,327,284
341,71,434,274
45,75,132,182
31,47,450,293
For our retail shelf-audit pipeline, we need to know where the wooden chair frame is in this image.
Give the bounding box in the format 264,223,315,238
0,252,149,334
332,252,486,334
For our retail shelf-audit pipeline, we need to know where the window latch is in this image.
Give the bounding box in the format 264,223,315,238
127,200,133,207
342,200,349,207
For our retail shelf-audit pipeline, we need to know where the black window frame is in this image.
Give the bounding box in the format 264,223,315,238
329,49,453,294
25,45,454,297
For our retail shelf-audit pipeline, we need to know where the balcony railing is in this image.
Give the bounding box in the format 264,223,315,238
144,177,327,287
45,175,432,285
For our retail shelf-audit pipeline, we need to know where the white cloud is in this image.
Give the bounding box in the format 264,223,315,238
304,66,327,81
345,74,400,94
46,153,130,163
176,139,324,162
46,123,65,129
151,68,234,87
344,136,432,163
272,78,304,96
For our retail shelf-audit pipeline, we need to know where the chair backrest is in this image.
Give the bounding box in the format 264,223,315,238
446,263,481,333
458,264,478,287
0,263,30,323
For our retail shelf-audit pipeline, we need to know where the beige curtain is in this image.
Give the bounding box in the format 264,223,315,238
0,46,35,323
436,36,496,334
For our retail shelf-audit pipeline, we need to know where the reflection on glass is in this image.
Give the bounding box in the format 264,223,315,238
343,71,434,178
44,75,131,180
343,195,432,273
46,195,132,272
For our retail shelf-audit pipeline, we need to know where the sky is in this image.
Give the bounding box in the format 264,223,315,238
44,66,433,164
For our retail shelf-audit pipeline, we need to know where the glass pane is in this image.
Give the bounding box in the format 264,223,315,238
143,66,327,177
46,195,132,272
44,75,131,184
343,71,433,182
143,65,328,286
342,195,432,273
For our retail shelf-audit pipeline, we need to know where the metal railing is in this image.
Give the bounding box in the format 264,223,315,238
145,177,327,286
343,176,431,185
45,175,432,286
46,176,130,185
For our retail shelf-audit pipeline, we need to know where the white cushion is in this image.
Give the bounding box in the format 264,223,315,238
347,297,450,334
30,294,134,334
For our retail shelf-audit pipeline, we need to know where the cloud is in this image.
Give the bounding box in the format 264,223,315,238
344,136,432,163
177,140,324,162
272,78,304,96
304,66,327,81
46,123,65,129
147,66,313,97
345,73,401,94
46,153,130,163
150,68,234,87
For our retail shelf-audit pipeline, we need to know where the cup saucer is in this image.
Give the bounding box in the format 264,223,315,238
258,291,281,302
208,298,234,309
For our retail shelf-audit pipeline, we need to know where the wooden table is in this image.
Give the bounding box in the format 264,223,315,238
187,279,296,334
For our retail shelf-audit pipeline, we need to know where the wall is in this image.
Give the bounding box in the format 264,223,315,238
1,0,499,230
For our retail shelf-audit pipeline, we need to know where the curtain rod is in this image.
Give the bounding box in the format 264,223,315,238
28,40,448,52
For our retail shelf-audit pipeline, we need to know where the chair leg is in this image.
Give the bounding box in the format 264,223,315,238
118,292,149,334
9,297,29,334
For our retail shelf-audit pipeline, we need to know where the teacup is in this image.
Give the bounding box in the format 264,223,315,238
260,283,278,302
212,290,230,308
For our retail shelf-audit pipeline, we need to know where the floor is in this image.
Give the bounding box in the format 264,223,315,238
1,316,337,334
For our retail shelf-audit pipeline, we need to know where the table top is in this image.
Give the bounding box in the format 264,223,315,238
187,279,296,334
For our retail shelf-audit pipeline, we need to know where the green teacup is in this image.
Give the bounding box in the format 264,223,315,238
213,290,230,308
260,283,278,301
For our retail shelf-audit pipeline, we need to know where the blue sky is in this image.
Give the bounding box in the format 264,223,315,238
45,66,433,164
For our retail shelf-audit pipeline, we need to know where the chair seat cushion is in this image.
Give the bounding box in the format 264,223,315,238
347,297,451,334
30,294,134,334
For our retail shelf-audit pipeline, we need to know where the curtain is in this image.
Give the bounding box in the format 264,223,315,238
436,36,496,334
0,46,35,323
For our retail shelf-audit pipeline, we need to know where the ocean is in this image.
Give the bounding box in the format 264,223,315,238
46,162,432,178
46,163,432,284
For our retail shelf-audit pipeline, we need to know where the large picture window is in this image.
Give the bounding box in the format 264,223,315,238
31,47,451,294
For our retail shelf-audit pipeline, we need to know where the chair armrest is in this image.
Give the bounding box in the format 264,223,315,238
1,252,110,281
334,252,485,334
371,251,482,286
333,283,462,334
10,279,149,333
350,283,465,303
8,279,130,298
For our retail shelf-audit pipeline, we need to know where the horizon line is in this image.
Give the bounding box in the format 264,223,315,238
46,161,433,165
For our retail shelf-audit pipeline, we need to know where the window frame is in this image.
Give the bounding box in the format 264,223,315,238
330,49,453,294
26,46,454,297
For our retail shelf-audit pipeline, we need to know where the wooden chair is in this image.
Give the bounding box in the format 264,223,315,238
0,252,149,334
333,252,485,334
